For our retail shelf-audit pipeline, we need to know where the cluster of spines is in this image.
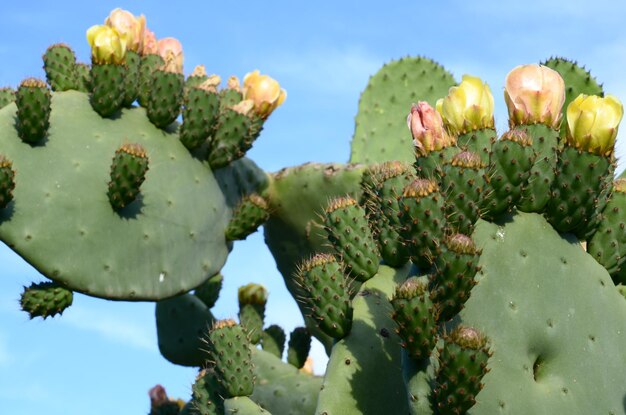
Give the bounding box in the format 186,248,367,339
20,281,73,319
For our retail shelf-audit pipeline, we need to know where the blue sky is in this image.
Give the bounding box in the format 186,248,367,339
1,1,626,414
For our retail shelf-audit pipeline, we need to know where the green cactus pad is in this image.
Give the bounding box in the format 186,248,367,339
107,143,149,210
250,348,322,415
190,369,224,415
238,283,268,344
588,179,626,279
456,127,496,166
0,87,16,109
194,272,223,309
180,86,220,150
0,91,231,300
391,277,438,360
155,293,214,367
315,264,411,414
398,178,446,268
542,57,604,138
225,194,270,241
482,130,535,219
138,54,165,107
207,320,255,398
0,155,16,209
296,253,353,339
430,234,480,322
287,327,311,369
260,324,286,359
43,43,80,92
365,161,414,267
459,212,626,414
90,63,125,117
546,146,612,234
147,69,184,129
223,396,271,414
324,196,379,281
122,50,140,107
16,78,51,143
516,123,559,213
350,57,456,163
434,326,490,415
20,281,73,319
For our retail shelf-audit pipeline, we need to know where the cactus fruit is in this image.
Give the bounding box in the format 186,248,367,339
180,82,220,150
238,283,269,344
0,155,15,209
296,253,353,339
434,326,490,415
324,196,380,281
0,87,16,109
138,54,165,107
146,69,184,128
43,43,80,92
107,143,149,210
19,281,73,319
189,369,224,415
286,327,311,369
15,78,51,143
391,277,438,360
261,324,286,358
205,319,255,398
90,63,126,117
225,194,270,241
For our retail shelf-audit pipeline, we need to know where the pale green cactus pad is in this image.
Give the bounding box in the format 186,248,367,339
0,91,231,300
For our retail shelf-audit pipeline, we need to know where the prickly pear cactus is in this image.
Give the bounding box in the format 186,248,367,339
7,8,626,415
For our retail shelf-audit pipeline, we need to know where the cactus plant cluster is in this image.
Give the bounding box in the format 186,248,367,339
4,8,626,415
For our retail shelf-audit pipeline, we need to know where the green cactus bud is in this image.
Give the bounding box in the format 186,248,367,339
107,143,149,210
194,273,223,309
180,81,220,151
122,50,141,107
441,151,486,235
0,87,15,110
90,63,126,117
146,68,184,129
435,326,491,415
16,78,51,143
0,155,16,209
482,129,535,219
74,63,92,93
138,53,165,107
206,319,255,398
225,194,270,241
296,253,353,339
431,234,481,321
189,369,224,415
391,277,437,360
324,196,379,281
20,281,73,319
42,43,80,91
287,327,311,369
238,283,268,344
261,325,286,359
207,107,262,170
398,178,446,268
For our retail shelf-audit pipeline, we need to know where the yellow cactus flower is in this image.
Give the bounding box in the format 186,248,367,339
86,25,127,65
566,94,623,155
104,8,146,54
504,64,565,129
157,38,184,74
436,75,494,135
243,70,286,119
407,101,455,156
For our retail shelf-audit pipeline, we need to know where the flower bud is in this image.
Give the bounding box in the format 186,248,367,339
198,75,221,93
227,76,241,92
407,101,454,155
231,99,255,116
104,8,146,54
142,28,158,55
566,94,623,155
86,25,127,65
436,75,494,135
157,37,183,74
504,64,565,129
243,70,287,119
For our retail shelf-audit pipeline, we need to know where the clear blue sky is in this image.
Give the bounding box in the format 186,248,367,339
1,1,626,414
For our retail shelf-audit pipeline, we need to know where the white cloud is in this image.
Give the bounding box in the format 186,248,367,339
61,306,156,352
